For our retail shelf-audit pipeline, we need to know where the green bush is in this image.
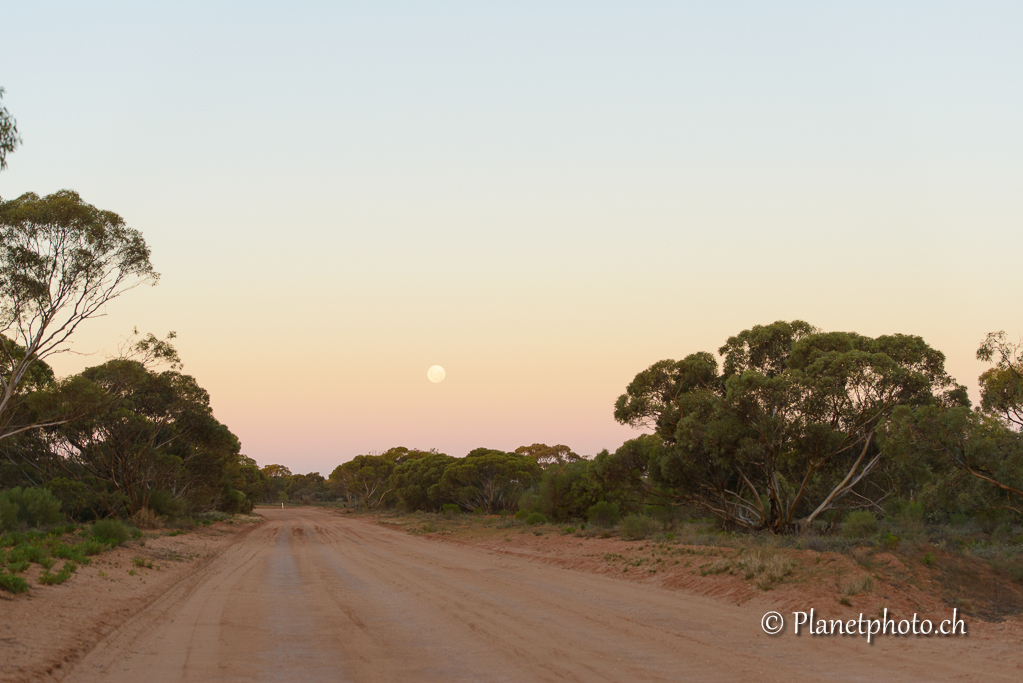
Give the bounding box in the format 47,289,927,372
525,512,547,526
841,511,879,539
441,504,461,518
0,487,64,530
90,519,132,546
948,512,971,526
514,509,529,521
39,561,77,586
0,573,29,594
587,501,621,528
221,489,252,515
0,498,16,532
148,490,186,518
620,514,658,540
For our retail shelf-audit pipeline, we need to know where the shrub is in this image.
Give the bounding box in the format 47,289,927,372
0,487,64,529
948,512,970,526
0,573,29,594
39,561,78,586
131,508,162,530
441,504,461,518
78,539,106,555
587,501,621,528
90,519,132,546
620,514,658,540
221,489,252,515
841,511,879,539
514,509,529,521
0,498,16,532
879,532,900,551
525,512,547,526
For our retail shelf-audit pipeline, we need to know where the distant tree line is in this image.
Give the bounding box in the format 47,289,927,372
263,321,1023,535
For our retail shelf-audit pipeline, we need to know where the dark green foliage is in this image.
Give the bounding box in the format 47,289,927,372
532,460,603,522
90,519,132,546
0,573,28,593
620,514,658,540
437,449,542,513
612,321,966,532
0,487,63,530
841,511,879,538
441,503,460,518
38,560,77,585
0,87,21,171
0,497,15,531
587,501,621,528
525,512,547,526
147,490,186,518
221,489,251,515
43,478,92,521
391,452,456,511
331,448,435,508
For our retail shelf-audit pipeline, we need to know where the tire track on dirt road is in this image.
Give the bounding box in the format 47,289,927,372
63,508,1022,682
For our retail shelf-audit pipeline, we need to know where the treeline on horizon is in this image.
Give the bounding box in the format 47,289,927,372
3,90,1023,538
262,320,1023,535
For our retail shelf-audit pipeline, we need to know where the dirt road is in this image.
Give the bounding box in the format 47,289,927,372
64,508,1021,682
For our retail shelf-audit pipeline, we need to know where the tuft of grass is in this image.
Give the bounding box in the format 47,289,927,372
734,549,794,590
843,575,874,597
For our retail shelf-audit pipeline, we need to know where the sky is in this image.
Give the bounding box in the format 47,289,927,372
1,2,1021,474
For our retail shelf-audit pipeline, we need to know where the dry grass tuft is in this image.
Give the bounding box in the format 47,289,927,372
131,508,162,530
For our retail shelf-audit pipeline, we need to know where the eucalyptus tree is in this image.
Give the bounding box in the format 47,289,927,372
0,87,19,173
613,321,966,532
514,443,581,469
881,331,1023,514
329,447,433,508
976,331,1023,430
0,191,157,439
42,359,243,515
390,451,456,511
437,448,541,513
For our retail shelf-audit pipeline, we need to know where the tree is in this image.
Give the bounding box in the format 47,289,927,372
878,331,1023,514
437,448,541,513
0,87,20,173
38,359,242,515
329,447,432,508
885,405,1023,515
514,443,582,469
976,331,1023,430
390,451,456,511
0,191,157,439
613,321,966,532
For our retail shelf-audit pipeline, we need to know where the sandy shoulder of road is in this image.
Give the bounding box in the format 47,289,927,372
0,518,262,683
371,511,1023,646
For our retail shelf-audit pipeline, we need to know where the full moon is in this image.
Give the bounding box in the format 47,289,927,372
427,365,446,383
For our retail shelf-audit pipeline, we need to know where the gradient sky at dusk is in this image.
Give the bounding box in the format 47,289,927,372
2,2,1021,474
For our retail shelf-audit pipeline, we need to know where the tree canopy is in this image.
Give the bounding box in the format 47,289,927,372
612,320,967,531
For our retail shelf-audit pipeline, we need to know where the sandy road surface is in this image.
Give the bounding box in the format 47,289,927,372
64,508,1021,682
